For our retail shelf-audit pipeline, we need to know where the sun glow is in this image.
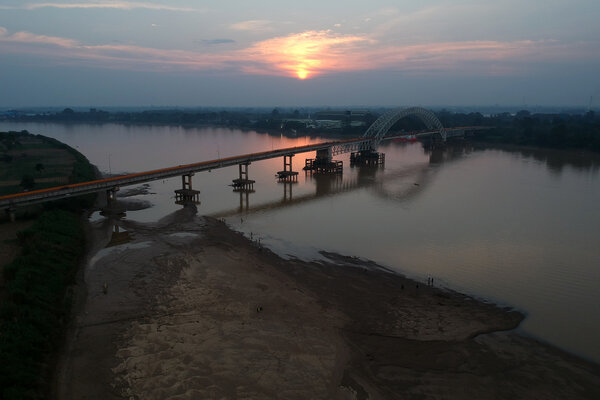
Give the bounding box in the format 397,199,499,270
242,30,368,80
296,69,309,79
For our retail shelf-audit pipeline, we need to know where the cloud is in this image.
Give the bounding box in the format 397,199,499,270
196,39,236,46
0,27,231,71
238,30,371,79
0,26,78,47
22,2,200,11
1,26,597,80
230,20,273,32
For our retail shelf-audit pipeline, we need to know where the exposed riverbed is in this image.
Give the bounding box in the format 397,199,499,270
57,210,600,399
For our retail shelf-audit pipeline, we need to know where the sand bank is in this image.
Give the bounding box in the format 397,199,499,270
57,207,600,399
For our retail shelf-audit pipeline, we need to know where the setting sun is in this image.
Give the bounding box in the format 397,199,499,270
296,69,309,79
241,30,368,80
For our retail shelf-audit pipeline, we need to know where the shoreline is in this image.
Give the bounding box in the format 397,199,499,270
57,208,600,399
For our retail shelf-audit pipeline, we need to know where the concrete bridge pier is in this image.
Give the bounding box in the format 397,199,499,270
303,147,343,174
350,149,385,167
101,187,126,216
232,162,255,191
175,173,200,206
277,154,299,182
422,133,446,150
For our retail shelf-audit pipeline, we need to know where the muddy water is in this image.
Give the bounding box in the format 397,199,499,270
2,121,599,363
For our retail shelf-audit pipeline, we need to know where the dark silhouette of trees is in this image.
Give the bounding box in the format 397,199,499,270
20,174,35,190
4,108,599,152
472,111,600,151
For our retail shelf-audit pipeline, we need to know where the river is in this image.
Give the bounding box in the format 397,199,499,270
2,121,599,364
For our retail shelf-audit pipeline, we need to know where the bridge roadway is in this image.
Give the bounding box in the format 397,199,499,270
0,127,481,211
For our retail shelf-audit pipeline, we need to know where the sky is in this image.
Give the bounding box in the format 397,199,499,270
0,0,599,108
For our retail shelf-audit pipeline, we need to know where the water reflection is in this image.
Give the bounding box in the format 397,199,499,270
282,181,294,202
477,145,600,176
236,190,252,212
106,223,132,248
426,143,475,164
211,145,464,219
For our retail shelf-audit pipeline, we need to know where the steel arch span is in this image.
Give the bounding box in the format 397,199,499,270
363,107,446,147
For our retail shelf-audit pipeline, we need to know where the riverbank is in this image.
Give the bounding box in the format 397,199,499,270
58,208,600,399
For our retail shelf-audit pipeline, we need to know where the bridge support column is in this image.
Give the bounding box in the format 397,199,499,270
277,154,299,182
303,147,343,174
423,136,444,150
175,173,200,206
101,187,126,216
350,149,385,167
232,162,255,191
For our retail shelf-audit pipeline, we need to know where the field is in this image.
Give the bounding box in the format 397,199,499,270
0,131,77,196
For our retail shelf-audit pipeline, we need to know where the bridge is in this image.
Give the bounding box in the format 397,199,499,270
0,107,487,219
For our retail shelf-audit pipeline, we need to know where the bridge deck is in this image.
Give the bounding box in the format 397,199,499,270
0,127,486,210
0,137,366,209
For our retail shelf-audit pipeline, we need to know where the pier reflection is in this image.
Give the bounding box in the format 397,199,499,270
211,144,468,219
106,223,132,247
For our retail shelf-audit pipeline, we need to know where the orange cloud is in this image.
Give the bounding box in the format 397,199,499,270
230,20,273,32
239,30,371,79
0,27,595,78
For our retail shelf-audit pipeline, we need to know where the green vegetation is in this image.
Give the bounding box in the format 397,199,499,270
0,131,97,399
0,130,96,196
438,110,600,152
0,210,85,399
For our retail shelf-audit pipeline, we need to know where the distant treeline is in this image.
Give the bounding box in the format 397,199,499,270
467,110,600,152
3,107,376,135
4,107,600,152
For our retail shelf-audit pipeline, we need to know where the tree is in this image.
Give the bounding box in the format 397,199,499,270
20,174,35,190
